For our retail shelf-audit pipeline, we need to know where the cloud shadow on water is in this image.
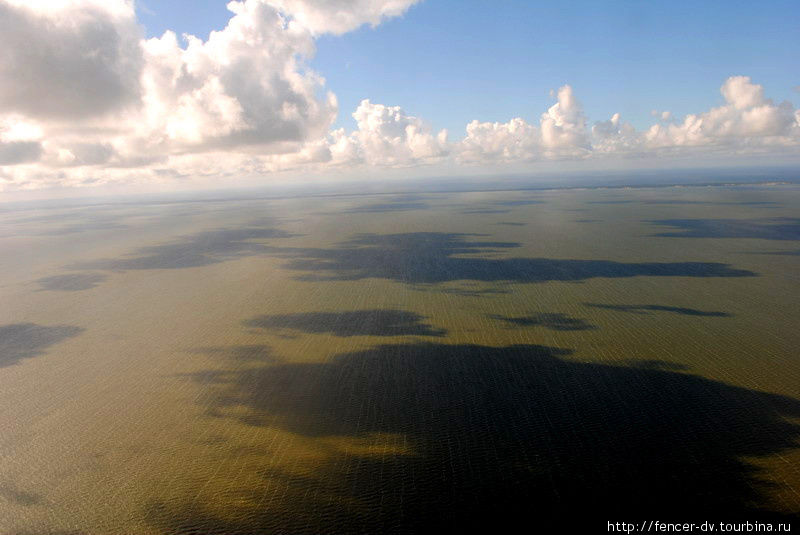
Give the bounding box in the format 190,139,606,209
71,227,296,271
488,312,597,331
244,310,446,337
189,345,283,367
0,482,43,506
345,201,430,214
0,323,84,368
156,342,800,532
460,208,511,214
585,303,732,317
36,273,107,292
450,197,542,215
491,199,544,207
425,285,511,297
642,200,779,207
747,249,800,256
649,218,800,240
262,232,756,284
9,210,129,236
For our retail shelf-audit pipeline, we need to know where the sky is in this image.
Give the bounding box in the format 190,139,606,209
0,0,798,193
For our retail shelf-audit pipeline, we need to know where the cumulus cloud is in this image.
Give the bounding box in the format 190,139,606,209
459,118,540,163
137,0,336,153
644,76,799,150
0,0,352,189
458,85,590,162
458,77,800,165
0,0,142,120
591,113,641,155
540,85,589,153
0,115,43,164
334,99,448,166
0,0,798,191
47,142,115,167
264,0,421,35
0,0,429,190
313,100,448,168
0,141,42,165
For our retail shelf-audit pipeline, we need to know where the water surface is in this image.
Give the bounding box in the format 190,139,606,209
1,182,799,532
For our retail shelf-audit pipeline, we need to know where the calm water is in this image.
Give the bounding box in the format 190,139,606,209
1,182,799,532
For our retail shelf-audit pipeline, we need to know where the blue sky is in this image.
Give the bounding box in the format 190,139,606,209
137,0,800,135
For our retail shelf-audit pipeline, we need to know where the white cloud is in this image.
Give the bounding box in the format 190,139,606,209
0,115,43,164
0,0,427,190
137,1,337,153
459,118,540,163
721,75,765,110
458,77,800,166
591,113,641,155
0,141,42,165
0,0,347,188
332,99,448,166
457,85,590,163
0,0,142,120
0,0,798,191
46,142,115,167
263,0,421,35
644,76,799,150
540,85,589,153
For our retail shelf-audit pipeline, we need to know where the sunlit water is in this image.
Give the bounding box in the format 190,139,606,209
1,182,799,532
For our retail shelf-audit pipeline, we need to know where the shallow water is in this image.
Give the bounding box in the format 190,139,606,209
1,183,799,532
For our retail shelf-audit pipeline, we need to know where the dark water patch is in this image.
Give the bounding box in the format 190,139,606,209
191,345,280,365
35,220,128,236
489,312,596,331
748,249,800,256
644,200,718,205
642,200,779,207
575,219,599,223
430,286,510,297
162,342,800,531
244,310,446,338
345,201,430,214
649,218,800,240
495,221,526,226
36,222,128,236
263,232,756,284
0,323,84,367
625,359,690,372
10,531,87,535
492,200,544,206
9,210,129,236
0,483,42,506
36,273,107,292
587,200,635,204
585,303,732,317
461,208,511,214
72,227,296,271
381,194,429,202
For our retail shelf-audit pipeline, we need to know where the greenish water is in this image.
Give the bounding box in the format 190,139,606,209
1,183,799,532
